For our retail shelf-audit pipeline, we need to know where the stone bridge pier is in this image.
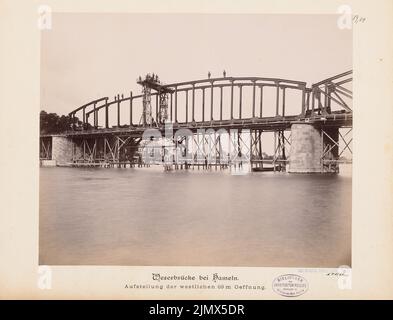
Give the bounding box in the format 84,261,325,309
51,135,79,165
40,135,82,166
289,122,339,173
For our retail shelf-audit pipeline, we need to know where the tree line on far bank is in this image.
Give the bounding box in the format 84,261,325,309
40,110,92,134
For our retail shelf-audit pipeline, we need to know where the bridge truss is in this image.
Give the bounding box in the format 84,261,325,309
41,71,353,172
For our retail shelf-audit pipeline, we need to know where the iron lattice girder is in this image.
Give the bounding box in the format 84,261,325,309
273,130,290,161
158,92,169,124
140,84,153,126
173,129,251,165
40,138,52,159
70,134,142,163
321,128,352,160
250,130,263,161
311,70,353,115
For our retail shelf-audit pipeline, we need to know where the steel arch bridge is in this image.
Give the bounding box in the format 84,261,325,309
40,70,352,173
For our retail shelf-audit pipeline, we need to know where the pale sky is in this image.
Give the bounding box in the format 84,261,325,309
41,13,352,122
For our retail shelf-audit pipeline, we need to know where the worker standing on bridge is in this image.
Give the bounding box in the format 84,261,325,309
208,71,211,79
223,70,226,78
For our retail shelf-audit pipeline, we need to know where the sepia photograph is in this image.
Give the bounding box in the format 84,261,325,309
38,13,353,268
1,0,393,303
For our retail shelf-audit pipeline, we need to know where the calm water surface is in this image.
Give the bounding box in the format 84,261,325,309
39,166,351,267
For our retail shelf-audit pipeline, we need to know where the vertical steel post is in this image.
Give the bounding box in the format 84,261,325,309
82,108,86,130
324,84,328,113
258,130,263,168
93,103,97,128
192,84,195,122
275,83,280,116
252,81,256,118
282,87,286,117
230,80,234,120
250,129,253,168
156,94,159,123
117,95,120,127
237,130,241,158
273,131,277,172
105,98,109,129
202,88,205,122
228,129,231,166
306,90,310,113
239,85,243,119
170,93,173,122
251,131,256,166
210,82,214,121
185,90,188,123
326,85,331,112
260,86,263,118
220,86,223,121
311,88,315,116
175,86,178,123
130,91,133,126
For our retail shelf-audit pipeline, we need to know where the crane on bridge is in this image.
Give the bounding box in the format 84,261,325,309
137,74,174,127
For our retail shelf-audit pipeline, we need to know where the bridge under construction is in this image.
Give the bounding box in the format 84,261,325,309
40,70,352,173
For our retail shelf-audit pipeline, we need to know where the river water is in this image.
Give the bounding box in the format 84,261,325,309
39,166,351,267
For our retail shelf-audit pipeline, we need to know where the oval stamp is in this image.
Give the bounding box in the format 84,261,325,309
272,274,308,297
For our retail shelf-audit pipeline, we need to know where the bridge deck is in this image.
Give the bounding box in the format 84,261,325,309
41,113,352,138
